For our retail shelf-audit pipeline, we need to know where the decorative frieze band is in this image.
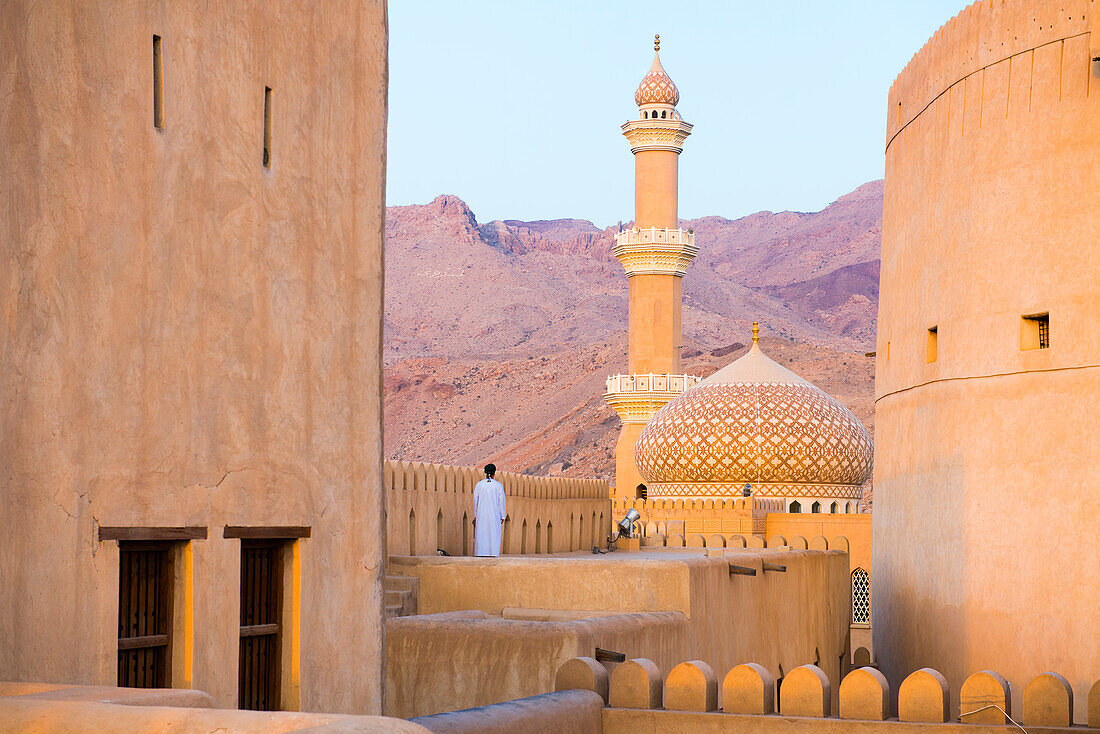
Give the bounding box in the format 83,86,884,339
647,482,865,500
604,373,699,425
605,372,700,394
621,118,693,153
604,392,678,425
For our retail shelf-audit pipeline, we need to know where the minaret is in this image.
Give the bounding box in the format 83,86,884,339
604,35,699,500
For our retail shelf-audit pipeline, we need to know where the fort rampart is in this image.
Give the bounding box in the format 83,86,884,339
385,460,611,558
549,655,1100,731
386,548,851,719
876,0,1100,723
887,0,1096,146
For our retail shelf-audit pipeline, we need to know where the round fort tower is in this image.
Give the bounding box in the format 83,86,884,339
874,0,1099,721
604,36,700,499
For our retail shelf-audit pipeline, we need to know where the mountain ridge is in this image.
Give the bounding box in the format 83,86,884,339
383,181,883,498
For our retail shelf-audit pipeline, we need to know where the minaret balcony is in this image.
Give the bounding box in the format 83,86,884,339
621,118,693,154
603,372,700,424
612,227,699,276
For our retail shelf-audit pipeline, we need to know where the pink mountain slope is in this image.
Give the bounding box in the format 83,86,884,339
384,181,882,507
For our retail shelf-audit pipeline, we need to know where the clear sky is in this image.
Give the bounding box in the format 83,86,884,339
387,1,968,227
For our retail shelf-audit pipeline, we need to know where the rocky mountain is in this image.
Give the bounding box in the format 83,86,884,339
383,181,882,492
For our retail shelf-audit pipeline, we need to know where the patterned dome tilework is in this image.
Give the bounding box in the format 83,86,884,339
635,382,873,487
646,482,863,499
635,54,680,106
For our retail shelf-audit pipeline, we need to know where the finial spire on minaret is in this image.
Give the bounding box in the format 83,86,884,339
752,321,760,344
634,34,680,108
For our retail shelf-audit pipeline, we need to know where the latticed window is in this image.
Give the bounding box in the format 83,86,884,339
852,568,870,625
118,542,173,688
240,540,283,710
1021,313,1050,350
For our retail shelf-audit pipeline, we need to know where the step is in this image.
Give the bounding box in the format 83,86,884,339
384,575,419,594
401,592,418,616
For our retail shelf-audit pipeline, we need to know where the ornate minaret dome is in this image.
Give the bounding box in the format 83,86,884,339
620,36,692,155
634,35,680,107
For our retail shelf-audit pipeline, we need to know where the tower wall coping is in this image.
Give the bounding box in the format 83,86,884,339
887,0,1092,148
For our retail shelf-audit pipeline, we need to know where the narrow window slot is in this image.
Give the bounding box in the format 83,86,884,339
153,36,164,129
263,87,273,168
1021,313,1050,350
926,326,938,364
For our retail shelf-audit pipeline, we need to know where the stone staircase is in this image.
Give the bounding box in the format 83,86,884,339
384,574,419,619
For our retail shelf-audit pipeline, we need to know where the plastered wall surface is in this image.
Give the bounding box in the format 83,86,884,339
634,150,679,229
627,275,682,374
0,0,389,714
876,0,1100,723
614,423,647,500
387,610,686,718
386,549,851,717
764,514,871,572
0,698,431,734
0,681,213,708
411,690,604,734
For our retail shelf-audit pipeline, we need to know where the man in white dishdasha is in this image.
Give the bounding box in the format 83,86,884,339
473,463,506,557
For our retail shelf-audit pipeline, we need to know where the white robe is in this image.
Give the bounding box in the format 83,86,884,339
473,478,506,557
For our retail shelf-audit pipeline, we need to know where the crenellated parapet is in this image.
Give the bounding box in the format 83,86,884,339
612,227,698,276
611,495,781,516
384,459,608,500
887,0,1094,149
611,495,777,546
559,657,1096,727
384,459,611,557
604,372,699,424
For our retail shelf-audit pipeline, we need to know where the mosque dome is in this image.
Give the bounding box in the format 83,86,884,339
634,36,680,107
634,327,873,499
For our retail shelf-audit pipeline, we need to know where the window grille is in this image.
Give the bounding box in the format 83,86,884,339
852,568,871,625
152,36,164,129
1021,313,1049,350
263,87,273,168
239,541,282,710
118,542,172,687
